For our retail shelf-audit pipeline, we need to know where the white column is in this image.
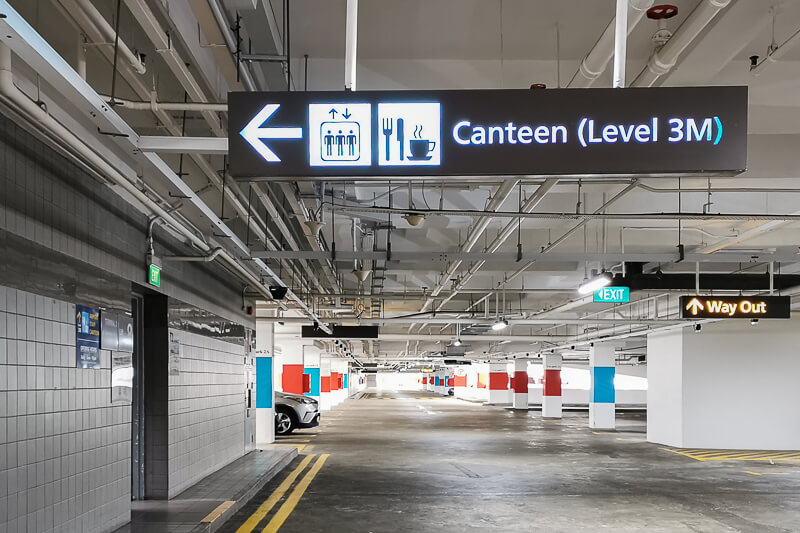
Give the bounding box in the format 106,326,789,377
542,353,563,418
487,362,511,404
255,320,275,445
589,344,616,429
303,346,321,401
320,359,332,411
512,358,528,409
648,319,800,449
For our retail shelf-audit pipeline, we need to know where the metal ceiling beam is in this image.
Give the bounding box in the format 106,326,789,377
261,317,681,326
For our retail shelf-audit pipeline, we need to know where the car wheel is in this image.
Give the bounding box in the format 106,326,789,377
275,407,296,435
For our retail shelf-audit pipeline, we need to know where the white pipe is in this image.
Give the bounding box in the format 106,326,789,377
613,0,628,88
76,33,86,80
68,0,146,74
101,95,228,112
632,0,732,87
569,0,653,87
345,0,358,90
751,24,800,75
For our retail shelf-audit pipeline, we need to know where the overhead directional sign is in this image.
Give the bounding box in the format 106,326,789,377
680,296,790,319
228,86,748,179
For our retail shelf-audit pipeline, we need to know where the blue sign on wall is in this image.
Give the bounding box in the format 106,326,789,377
76,305,101,369
304,367,321,396
594,287,630,303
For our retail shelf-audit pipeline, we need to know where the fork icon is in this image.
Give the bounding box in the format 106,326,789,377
382,118,393,161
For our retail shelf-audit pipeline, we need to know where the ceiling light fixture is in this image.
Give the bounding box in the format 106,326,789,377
577,271,613,295
453,338,462,347
402,213,425,226
492,318,508,331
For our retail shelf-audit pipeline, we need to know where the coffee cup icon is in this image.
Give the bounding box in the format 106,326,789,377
408,139,436,161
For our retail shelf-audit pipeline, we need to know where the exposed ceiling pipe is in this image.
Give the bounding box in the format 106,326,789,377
0,5,330,330
0,43,275,306
751,22,800,75
60,0,146,75
411,179,518,332
568,0,653,87
631,0,732,87
98,95,228,112
205,0,257,91
345,0,358,90
378,334,570,343
612,0,629,88
429,179,558,331
260,316,679,326
122,0,223,136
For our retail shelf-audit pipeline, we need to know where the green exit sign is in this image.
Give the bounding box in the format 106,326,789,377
594,286,629,303
148,264,161,287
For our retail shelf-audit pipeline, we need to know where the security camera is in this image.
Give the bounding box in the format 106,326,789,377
694,324,702,333
570,345,575,350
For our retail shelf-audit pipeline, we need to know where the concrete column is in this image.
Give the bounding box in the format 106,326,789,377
453,367,467,397
303,346,321,401
542,353,563,418
487,362,510,404
320,359,332,411
278,340,305,395
255,320,275,445
648,319,800,449
589,344,616,429
512,359,528,409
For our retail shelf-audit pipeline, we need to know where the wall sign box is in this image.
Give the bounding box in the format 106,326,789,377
680,295,790,319
594,287,630,303
229,86,747,180
76,304,101,369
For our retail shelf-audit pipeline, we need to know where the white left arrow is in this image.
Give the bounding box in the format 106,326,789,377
239,104,303,162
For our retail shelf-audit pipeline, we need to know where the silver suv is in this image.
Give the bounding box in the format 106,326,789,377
275,391,320,435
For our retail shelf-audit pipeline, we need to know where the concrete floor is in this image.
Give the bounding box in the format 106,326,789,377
220,390,800,532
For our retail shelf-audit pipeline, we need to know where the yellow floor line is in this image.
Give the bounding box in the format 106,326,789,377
303,445,315,453
261,454,330,533
234,455,315,533
743,470,790,476
201,500,235,523
662,447,800,462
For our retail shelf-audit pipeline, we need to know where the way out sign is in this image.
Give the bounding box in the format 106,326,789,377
228,86,748,180
594,287,630,303
680,296,790,319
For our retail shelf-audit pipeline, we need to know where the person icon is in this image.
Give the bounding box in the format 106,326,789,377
335,129,345,157
323,129,334,157
346,129,358,157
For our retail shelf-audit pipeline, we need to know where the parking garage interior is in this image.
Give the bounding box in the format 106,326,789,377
2,0,800,532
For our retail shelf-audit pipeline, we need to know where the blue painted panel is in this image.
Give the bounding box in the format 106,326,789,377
591,366,615,404
435,376,440,386
304,367,321,396
256,357,273,408
343,373,348,389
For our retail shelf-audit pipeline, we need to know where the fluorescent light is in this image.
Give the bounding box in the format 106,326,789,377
577,272,613,295
492,319,508,331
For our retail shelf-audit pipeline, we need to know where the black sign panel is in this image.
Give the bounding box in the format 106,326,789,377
301,325,379,339
679,296,790,319
229,86,747,179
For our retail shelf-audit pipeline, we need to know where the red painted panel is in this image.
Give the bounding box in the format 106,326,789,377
330,372,340,391
282,364,304,395
489,372,509,390
512,371,528,393
543,369,562,396
422,376,428,384
477,373,487,389
321,375,331,393
453,375,467,387
338,374,344,389
302,374,311,394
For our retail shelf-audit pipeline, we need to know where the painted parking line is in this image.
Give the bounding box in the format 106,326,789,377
262,454,330,533
201,500,235,523
742,470,791,476
662,448,800,462
235,455,315,533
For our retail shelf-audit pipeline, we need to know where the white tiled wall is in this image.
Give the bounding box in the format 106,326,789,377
167,330,245,498
0,285,131,533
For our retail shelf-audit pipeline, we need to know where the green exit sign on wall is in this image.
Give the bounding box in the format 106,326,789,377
148,264,161,287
